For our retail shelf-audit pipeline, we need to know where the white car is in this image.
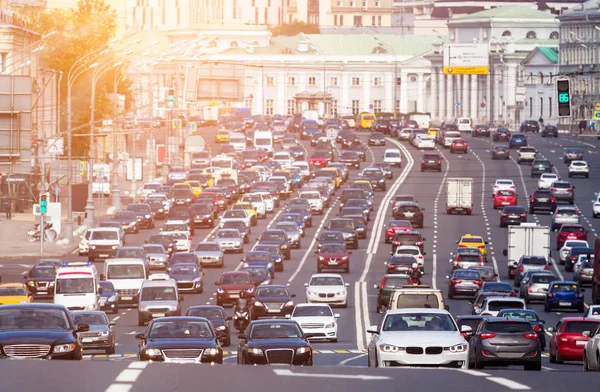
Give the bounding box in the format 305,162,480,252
585,305,600,320
304,273,349,307
253,191,275,212
492,179,516,196
273,151,293,168
569,160,590,178
476,296,526,317
416,136,436,150
583,324,600,371
367,308,470,368
162,231,191,252
221,210,251,228
538,173,560,189
241,194,267,218
558,240,589,265
392,245,425,270
383,149,402,167
299,191,324,215
290,303,340,342
594,195,600,218
141,182,162,198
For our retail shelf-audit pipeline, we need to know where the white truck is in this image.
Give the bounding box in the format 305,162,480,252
210,154,238,184
446,178,473,215
502,223,551,279
92,164,111,196
254,130,273,156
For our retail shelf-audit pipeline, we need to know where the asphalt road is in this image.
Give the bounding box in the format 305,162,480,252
1,128,599,386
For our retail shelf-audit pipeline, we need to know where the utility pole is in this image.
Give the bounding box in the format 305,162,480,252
111,68,122,211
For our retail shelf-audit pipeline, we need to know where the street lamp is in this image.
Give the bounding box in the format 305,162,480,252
373,36,397,118
2,30,56,73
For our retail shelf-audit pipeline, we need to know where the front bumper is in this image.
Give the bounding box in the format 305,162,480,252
139,310,180,323
193,216,214,227
99,298,119,312
245,349,312,365
377,349,468,368
306,292,347,305
80,336,113,350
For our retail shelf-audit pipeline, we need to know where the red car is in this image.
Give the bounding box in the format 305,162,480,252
450,139,468,153
556,224,588,250
384,220,413,244
549,317,600,363
199,191,227,211
215,271,255,306
316,243,351,273
493,189,518,209
309,151,331,167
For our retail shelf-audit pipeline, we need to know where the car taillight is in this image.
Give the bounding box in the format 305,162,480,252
577,292,584,298
551,198,556,203
570,255,577,260
393,241,400,246
551,188,557,192
453,261,458,267
415,241,423,246
544,265,550,270
520,214,526,218
421,160,425,164
533,325,541,333
547,293,555,297
481,333,496,340
528,287,533,293
437,160,441,164
567,188,573,192
510,292,516,297
501,213,508,217
523,332,538,340
452,280,462,284
519,265,524,271
582,270,586,276
474,281,482,286
477,245,485,249
459,244,467,248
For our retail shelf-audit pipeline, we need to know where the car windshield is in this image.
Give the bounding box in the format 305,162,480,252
497,190,514,196
99,281,115,291
143,245,165,253
395,294,439,309
482,282,512,292
257,287,288,297
246,252,271,262
261,232,286,241
107,264,145,279
0,308,70,330
385,151,400,158
531,274,555,284
277,224,297,233
340,152,359,159
149,320,213,339
188,308,224,319
484,321,531,333
90,231,118,240
488,301,524,311
128,204,150,212
453,270,480,280
329,220,353,230
221,274,251,285
562,226,585,233
116,249,144,258
300,192,320,199
115,212,136,219
319,233,343,242
244,268,269,280
30,267,56,278
396,248,419,256
293,306,333,317
470,267,495,279
225,211,246,219
217,230,239,239
384,276,411,288
195,243,220,252
0,287,27,296
141,286,177,301
310,276,344,286
72,313,108,326
564,321,600,334
497,310,539,322
382,313,456,332
56,277,95,294
250,323,302,339
521,257,547,265
321,244,346,253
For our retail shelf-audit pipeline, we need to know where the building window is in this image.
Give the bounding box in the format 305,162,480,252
396,77,401,86
255,7,258,24
330,76,338,87
540,97,543,118
373,100,382,113
372,16,375,26
550,31,559,39
352,77,360,86
353,15,362,27
539,72,544,85
363,0,367,7
526,31,537,39
245,97,253,109
378,15,382,26
288,76,296,86
266,76,274,86
549,97,552,117
375,0,380,5
332,100,338,116
529,97,533,117
501,30,512,37
373,76,382,87
352,100,360,115
340,15,344,26
337,0,341,5
334,15,338,26
266,99,274,115
395,100,400,113
350,0,354,6
287,100,295,115
308,76,317,86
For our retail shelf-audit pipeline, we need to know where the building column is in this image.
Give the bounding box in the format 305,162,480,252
462,74,469,118
430,68,438,119
256,70,264,115
486,72,492,123
400,71,408,114
277,72,286,115
416,72,425,113
438,69,446,120
340,72,349,113
446,74,454,119
362,72,371,112
384,72,393,112
506,63,517,127
470,74,478,122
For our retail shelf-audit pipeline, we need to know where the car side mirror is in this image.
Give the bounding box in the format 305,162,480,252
22,275,27,280
144,240,148,244
460,325,473,335
455,240,459,244
344,283,350,287
581,288,586,292
582,331,591,337
445,305,450,311
547,327,554,333
348,251,353,255
373,284,380,289
485,241,489,244
76,323,90,333
135,333,145,340
573,186,576,189
303,283,308,287
502,249,508,257
467,300,474,305
446,275,451,279
334,313,340,318
366,325,379,334
420,207,425,211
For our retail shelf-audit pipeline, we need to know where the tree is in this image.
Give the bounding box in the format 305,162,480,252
18,0,133,159
269,21,320,36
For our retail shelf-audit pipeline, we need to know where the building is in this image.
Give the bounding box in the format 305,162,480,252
289,0,394,28
520,47,559,123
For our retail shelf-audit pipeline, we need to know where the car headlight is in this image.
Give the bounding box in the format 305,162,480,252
307,291,316,296
108,295,117,302
86,304,96,310
296,347,311,354
112,245,119,250
53,343,76,353
447,343,468,353
324,322,335,329
216,325,226,331
254,301,264,307
99,330,110,337
90,245,96,250
204,214,212,218
284,300,294,307
267,262,273,268
27,281,35,286
250,348,263,355
139,306,149,312
281,244,288,249
243,262,250,268
336,292,345,296
193,277,201,282
205,348,220,356
234,241,241,246
158,209,163,213
145,214,151,219
341,256,349,261
379,344,403,353
168,305,178,311
216,287,224,294
145,348,162,356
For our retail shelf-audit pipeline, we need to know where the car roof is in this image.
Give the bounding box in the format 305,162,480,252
310,273,343,278
385,308,449,316
486,296,525,302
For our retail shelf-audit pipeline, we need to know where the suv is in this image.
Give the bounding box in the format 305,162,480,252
549,181,575,204
421,152,442,172
391,231,426,253
541,125,558,137
517,147,537,164
551,206,580,231
493,128,510,141
529,189,556,214
508,132,528,148
520,120,540,133
522,271,556,304
514,256,550,286
127,203,155,229
373,274,413,313
391,195,416,216
393,203,425,228
530,159,553,178
564,148,583,164
86,227,123,262
491,145,510,160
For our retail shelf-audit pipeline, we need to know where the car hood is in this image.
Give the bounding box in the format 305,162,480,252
144,338,218,348
86,325,111,333
140,300,178,307
379,331,464,346
292,316,335,324
0,330,73,344
307,285,345,293
247,338,308,348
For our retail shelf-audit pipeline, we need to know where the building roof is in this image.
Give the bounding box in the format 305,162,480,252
453,5,557,21
537,47,559,63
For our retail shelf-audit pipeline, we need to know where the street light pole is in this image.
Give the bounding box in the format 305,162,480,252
111,65,125,211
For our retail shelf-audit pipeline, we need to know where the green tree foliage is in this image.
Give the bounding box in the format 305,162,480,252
18,0,133,159
269,21,320,36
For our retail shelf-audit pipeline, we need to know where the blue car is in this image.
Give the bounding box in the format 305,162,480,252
544,281,585,312
509,132,528,149
277,213,305,236
99,281,119,314
242,251,275,278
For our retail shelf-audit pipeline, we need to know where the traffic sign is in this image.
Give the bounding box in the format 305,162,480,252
369,104,374,109
79,161,85,176
594,110,600,120
172,119,182,129
480,102,486,108
595,103,600,111
188,121,197,132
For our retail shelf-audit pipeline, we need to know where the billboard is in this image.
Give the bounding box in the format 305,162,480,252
443,44,489,75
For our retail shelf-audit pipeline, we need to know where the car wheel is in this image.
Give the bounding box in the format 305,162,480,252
583,352,590,371
112,307,119,314
330,338,338,343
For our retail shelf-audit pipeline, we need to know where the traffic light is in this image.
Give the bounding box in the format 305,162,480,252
40,193,48,214
557,79,571,118
167,88,175,109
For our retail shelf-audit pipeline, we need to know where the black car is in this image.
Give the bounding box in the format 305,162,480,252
237,319,312,365
520,120,540,133
36,258,63,269
147,234,176,256
530,159,553,177
393,202,424,228
146,199,166,220
493,128,511,142
126,203,155,229
360,168,386,191
541,125,558,138
167,206,193,233
349,140,368,161
368,132,387,146
373,162,393,179
98,281,119,313
257,229,291,260
339,132,356,149
421,152,442,172
0,304,88,360
23,265,56,298
136,317,224,363
500,206,527,227
472,125,490,137
251,285,296,319
168,263,203,293
287,204,313,227
186,305,232,346
338,151,361,169
491,145,510,160
113,210,139,234
172,189,195,207
373,119,392,135
189,203,216,228
345,215,368,239
529,189,556,214
385,255,417,274
289,146,306,160
326,218,358,249
496,308,547,350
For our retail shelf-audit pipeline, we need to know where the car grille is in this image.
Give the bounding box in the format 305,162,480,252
117,289,139,297
79,332,102,338
266,349,294,365
406,347,424,355
162,349,203,359
93,245,115,251
301,323,325,329
199,256,217,260
265,302,284,310
4,344,51,358
177,282,194,289
318,293,335,298
426,347,443,355
36,281,50,288
149,308,170,313
68,306,86,311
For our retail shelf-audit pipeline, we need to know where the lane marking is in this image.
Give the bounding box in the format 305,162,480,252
457,369,491,377
339,353,367,365
486,377,531,390
272,369,391,380
104,361,148,392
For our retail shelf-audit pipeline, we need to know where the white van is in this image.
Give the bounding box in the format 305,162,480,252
137,278,182,326
383,149,402,167
456,117,472,132
254,130,273,156
228,132,246,151
103,258,147,305
54,262,100,311
86,227,123,262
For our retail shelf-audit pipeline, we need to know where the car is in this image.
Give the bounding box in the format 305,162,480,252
384,220,413,244
163,231,191,253
593,195,600,219
468,265,497,282
559,240,589,265
472,124,490,137
545,281,585,312
367,309,470,369
338,151,361,170
499,206,527,227
192,242,224,268
316,231,345,252
450,248,484,271
240,266,272,287
583,322,600,371
348,140,368,161
385,255,418,275
530,158,553,178
136,316,223,363
368,132,386,146
257,229,291,260
315,243,352,273
126,203,155,229
508,132,527,148
493,128,511,142
360,168,387,191
492,179,516,196
383,148,402,167
551,206,580,231
325,219,358,249
557,223,588,250
274,222,302,249
391,231,426,254
189,203,217,228
450,138,468,153
373,162,393,179
468,316,541,370
253,244,285,273
573,255,594,285
291,303,340,342
168,263,203,293
142,244,169,270
521,271,556,303
548,317,600,364
112,211,139,234
304,273,348,307
251,285,296,319
72,311,116,354
520,120,540,133
566,247,594,272
514,256,550,287
222,220,251,244
185,305,232,346
393,202,424,228
373,274,413,313
215,271,254,306
221,210,251,229
214,229,244,254
516,147,537,164
98,281,119,313
0,303,88,359
568,160,590,178
529,189,556,214
421,152,442,172
585,305,600,320
393,245,425,270
417,136,436,150
23,265,56,299
391,195,417,216
496,308,547,349
491,145,510,160
344,199,371,221
538,173,560,189
115,246,146,262
447,269,483,299
456,234,488,261
493,189,517,209
237,319,312,365
564,147,584,164
550,180,575,204
541,125,559,137
475,296,526,317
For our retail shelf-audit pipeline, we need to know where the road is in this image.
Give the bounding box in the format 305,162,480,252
0,128,598,388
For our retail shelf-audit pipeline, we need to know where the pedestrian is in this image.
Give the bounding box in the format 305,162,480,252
538,116,544,130
579,119,587,134
53,184,60,203
5,198,11,220
590,120,596,134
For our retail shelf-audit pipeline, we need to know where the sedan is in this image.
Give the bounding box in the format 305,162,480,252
274,222,302,249
544,281,585,312
496,308,547,350
551,206,580,231
316,243,351,273
550,180,575,204
447,269,483,299
450,139,468,153
549,317,600,364
168,263,203,293
72,311,116,354
185,305,232,347
541,125,558,137
499,206,527,227
564,148,583,164
421,152,442,172
214,229,244,253
251,285,296,319
492,179,516,196
493,189,517,209
242,251,275,277
491,145,510,160
559,240,589,265
304,273,349,307
583,323,600,371
291,303,339,342
384,220,413,244
417,136,436,150
368,132,386,146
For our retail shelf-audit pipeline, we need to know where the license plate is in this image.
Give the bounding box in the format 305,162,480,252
230,294,239,298
405,213,414,217
538,199,548,202
502,202,509,205
329,261,338,265
576,341,587,346
559,302,571,306
99,254,108,258
82,338,93,343
153,313,166,317
509,215,519,218
38,291,47,294
121,296,132,300
268,309,279,313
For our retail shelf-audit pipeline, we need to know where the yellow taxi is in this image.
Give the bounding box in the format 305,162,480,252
320,167,342,189
456,234,488,260
184,180,202,198
215,129,229,143
352,179,374,195
233,202,257,226
427,127,440,138
0,282,32,304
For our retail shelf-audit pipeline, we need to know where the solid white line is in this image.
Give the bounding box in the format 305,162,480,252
104,385,132,392
486,377,531,390
491,256,500,282
354,281,365,351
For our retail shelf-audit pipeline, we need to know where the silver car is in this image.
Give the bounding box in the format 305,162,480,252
274,221,302,249
514,256,549,286
142,244,169,270
574,254,594,285
551,206,580,231
72,311,116,354
193,242,224,267
214,229,244,253
523,272,556,303
558,240,589,265
549,180,575,204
